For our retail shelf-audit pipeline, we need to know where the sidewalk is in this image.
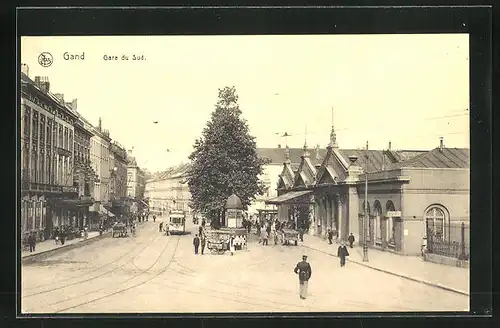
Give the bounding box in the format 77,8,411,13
21,231,102,259
302,235,470,296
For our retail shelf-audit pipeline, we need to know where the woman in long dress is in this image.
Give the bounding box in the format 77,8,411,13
229,236,235,256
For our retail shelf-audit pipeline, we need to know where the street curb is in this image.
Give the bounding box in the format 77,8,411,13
301,244,470,297
21,232,111,264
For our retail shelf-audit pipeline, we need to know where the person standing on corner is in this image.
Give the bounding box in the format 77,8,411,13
294,255,312,299
337,241,349,267
229,236,235,256
193,234,200,255
201,235,206,255
348,233,355,248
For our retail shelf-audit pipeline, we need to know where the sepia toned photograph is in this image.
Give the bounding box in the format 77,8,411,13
19,34,470,314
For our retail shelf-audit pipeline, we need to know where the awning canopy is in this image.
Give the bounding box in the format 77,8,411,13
89,203,115,217
265,190,313,205
139,200,149,207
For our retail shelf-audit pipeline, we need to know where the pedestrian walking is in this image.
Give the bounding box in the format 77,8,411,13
199,225,203,237
299,227,304,242
159,222,163,232
327,229,333,244
153,215,156,223
193,234,200,254
54,228,60,245
28,233,36,252
229,236,235,256
337,241,349,267
201,218,206,227
294,255,312,299
201,236,206,255
165,223,170,236
348,233,355,248
60,229,66,245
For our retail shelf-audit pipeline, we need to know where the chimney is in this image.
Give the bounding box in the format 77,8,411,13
66,99,77,111
55,93,65,103
35,76,50,92
21,64,29,77
98,117,102,131
439,137,444,151
277,144,281,148
388,141,392,150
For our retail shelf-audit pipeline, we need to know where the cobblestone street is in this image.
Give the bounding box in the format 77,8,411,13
21,216,469,313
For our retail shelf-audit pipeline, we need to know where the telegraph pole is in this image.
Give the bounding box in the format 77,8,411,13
363,140,369,262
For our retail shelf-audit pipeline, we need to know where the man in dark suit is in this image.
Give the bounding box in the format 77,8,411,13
337,241,350,267
193,234,200,255
294,255,312,299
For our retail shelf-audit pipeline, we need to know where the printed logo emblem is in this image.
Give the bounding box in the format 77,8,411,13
38,52,53,67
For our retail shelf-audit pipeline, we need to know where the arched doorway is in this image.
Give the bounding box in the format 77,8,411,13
359,201,371,245
373,200,382,246
386,200,402,250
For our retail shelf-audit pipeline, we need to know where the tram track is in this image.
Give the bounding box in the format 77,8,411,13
21,228,159,299
22,228,164,299
162,263,418,313
51,235,181,313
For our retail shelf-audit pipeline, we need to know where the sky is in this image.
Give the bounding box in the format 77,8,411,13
21,34,469,172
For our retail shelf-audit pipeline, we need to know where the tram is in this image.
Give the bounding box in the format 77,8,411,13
168,210,186,235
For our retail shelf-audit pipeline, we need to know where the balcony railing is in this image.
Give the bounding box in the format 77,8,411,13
56,146,72,157
22,182,77,193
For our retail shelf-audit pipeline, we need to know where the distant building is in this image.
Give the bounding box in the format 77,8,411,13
90,118,112,206
109,141,129,217
144,164,191,214
248,146,326,216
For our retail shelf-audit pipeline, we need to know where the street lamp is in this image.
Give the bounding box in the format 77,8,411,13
363,141,369,262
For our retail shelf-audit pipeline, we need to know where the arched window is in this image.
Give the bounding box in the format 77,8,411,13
361,201,371,215
373,200,382,243
386,201,396,245
425,206,447,240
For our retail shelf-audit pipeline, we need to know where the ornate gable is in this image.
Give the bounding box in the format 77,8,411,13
315,147,348,185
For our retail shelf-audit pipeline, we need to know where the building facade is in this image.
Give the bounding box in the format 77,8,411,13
144,164,191,214
268,123,470,256
109,142,129,217
90,119,112,205
20,70,79,242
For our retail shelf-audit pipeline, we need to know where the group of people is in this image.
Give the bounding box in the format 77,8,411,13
193,223,207,255
257,218,303,246
158,221,170,235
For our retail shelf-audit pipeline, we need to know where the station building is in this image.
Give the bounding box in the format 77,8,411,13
267,125,470,256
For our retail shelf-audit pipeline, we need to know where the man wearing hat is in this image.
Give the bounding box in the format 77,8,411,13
294,255,312,299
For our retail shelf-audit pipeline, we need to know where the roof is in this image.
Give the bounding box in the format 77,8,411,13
338,149,428,173
226,193,243,209
150,163,191,181
257,148,327,165
21,72,79,119
389,148,470,169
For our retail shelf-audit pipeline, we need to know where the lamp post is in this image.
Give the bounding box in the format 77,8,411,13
363,141,369,262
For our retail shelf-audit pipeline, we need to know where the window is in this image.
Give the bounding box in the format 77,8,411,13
373,201,382,243
64,127,69,150
386,201,396,245
23,106,31,136
59,125,63,147
425,206,446,240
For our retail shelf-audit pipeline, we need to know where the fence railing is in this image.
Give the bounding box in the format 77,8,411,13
427,222,469,260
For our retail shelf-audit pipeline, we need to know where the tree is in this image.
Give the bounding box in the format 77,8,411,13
187,86,268,228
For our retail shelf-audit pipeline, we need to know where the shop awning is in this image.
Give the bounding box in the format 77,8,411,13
265,190,313,205
89,203,115,217
139,200,149,207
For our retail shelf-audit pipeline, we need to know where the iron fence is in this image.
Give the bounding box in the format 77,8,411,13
427,221,469,260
